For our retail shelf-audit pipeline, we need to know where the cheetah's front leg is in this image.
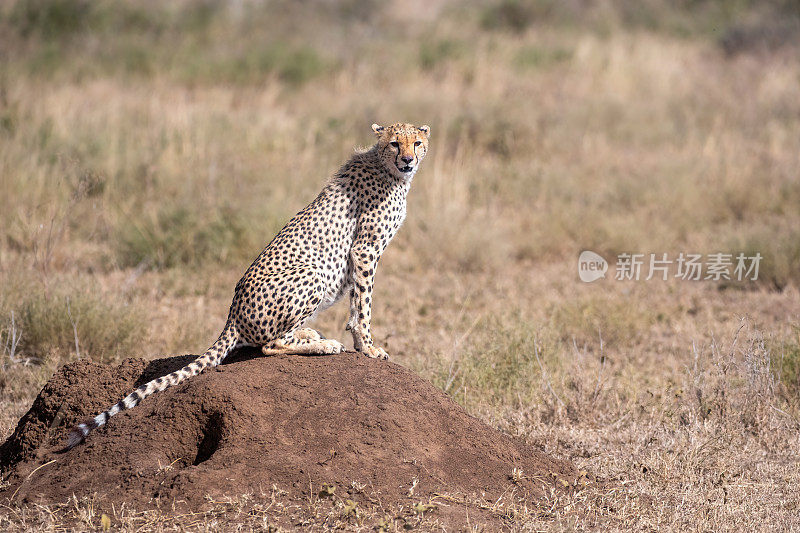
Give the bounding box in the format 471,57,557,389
349,249,389,360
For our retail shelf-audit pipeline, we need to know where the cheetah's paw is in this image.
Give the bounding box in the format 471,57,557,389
361,345,389,360
319,339,345,355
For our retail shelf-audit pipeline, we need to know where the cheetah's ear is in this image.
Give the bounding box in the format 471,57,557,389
371,123,385,136
418,125,430,137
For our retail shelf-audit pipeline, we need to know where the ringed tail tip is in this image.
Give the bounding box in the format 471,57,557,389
62,422,90,451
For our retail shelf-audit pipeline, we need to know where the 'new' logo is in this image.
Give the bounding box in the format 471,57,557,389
578,251,607,282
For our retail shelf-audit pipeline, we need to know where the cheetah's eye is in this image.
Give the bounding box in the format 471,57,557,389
390,141,399,148
414,141,422,147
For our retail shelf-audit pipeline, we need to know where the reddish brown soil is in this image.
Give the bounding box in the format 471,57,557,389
1,350,578,527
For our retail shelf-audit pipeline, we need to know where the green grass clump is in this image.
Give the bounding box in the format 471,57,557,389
275,47,328,86
113,200,278,270
513,45,572,70
419,40,464,71
721,223,800,290
431,316,563,410
8,0,212,41
771,329,800,399
178,44,329,86
548,295,659,347
480,0,543,33
115,205,260,270
10,0,91,40
0,285,145,363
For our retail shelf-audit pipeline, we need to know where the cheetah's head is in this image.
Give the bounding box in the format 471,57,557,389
371,122,430,179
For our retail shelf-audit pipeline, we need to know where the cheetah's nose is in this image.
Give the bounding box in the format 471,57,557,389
400,155,413,164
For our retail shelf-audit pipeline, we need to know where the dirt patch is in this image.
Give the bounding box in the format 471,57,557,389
1,350,579,527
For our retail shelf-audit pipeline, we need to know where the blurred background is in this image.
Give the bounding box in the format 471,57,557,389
1,1,799,527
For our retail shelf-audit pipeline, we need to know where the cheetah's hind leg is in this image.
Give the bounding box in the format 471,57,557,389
261,330,344,356
294,327,325,341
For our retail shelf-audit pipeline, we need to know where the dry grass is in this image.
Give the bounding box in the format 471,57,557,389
1,0,800,530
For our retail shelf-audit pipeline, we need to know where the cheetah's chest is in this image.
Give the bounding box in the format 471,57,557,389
320,191,407,310
319,221,358,309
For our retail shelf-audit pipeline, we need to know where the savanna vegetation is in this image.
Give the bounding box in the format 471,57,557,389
1,0,799,530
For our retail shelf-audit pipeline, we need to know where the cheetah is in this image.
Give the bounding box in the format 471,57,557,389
66,122,430,449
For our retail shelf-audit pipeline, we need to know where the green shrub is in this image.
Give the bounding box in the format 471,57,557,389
419,40,464,70
480,0,541,33
115,205,259,270
10,0,91,40
277,47,328,86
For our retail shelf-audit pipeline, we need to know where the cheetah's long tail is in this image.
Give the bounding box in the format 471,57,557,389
64,320,239,450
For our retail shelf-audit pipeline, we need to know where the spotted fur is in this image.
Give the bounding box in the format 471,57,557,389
66,122,430,449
